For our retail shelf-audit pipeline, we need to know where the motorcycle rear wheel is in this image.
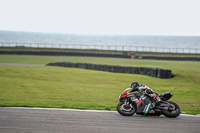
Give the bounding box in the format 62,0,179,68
161,101,181,118
117,101,136,116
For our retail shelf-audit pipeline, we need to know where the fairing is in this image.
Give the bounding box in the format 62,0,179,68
159,92,173,101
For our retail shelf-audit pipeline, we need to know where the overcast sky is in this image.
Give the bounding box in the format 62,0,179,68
0,0,200,36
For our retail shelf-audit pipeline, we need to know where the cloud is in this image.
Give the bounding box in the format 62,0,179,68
0,0,199,35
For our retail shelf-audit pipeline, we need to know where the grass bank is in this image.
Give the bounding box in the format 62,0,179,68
0,55,200,114
1,46,200,57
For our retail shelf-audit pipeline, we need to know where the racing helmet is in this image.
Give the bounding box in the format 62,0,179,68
130,81,140,89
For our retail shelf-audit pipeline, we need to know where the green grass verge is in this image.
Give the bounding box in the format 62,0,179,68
0,55,200,114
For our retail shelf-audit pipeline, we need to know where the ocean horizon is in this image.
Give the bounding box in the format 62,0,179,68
0,30,200,51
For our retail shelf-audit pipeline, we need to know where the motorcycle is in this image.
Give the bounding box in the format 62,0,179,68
117,88,181,118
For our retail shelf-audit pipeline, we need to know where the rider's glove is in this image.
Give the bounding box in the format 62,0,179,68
138,86,148,91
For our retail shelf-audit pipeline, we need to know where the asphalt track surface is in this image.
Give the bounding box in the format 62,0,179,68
0,107,200,133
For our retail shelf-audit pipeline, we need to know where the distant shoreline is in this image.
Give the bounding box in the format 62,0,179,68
0,30,200,49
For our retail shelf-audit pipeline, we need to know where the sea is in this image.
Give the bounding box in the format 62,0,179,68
0,30,200,53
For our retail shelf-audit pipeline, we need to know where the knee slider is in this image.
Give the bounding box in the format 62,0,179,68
146,89,153,94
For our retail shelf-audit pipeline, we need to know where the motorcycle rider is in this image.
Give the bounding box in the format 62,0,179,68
129,81,161,102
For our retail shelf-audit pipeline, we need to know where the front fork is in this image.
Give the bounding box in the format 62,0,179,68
121,99,133,111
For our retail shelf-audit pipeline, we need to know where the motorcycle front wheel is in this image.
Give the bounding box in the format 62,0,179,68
117,101,136,116
161,101,181,118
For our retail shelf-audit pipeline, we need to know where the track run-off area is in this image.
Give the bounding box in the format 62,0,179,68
0,107,199,133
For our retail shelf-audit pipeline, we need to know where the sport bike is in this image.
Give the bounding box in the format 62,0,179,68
117,88,181,118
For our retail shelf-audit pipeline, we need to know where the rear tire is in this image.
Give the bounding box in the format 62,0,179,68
117,101,136,116
162,101,181,118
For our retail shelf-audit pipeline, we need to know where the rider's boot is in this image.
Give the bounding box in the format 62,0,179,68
152,94,161,103
155,96,161,103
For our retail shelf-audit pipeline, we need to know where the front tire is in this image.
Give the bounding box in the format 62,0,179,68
162,101,181,118
117,101,136,116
